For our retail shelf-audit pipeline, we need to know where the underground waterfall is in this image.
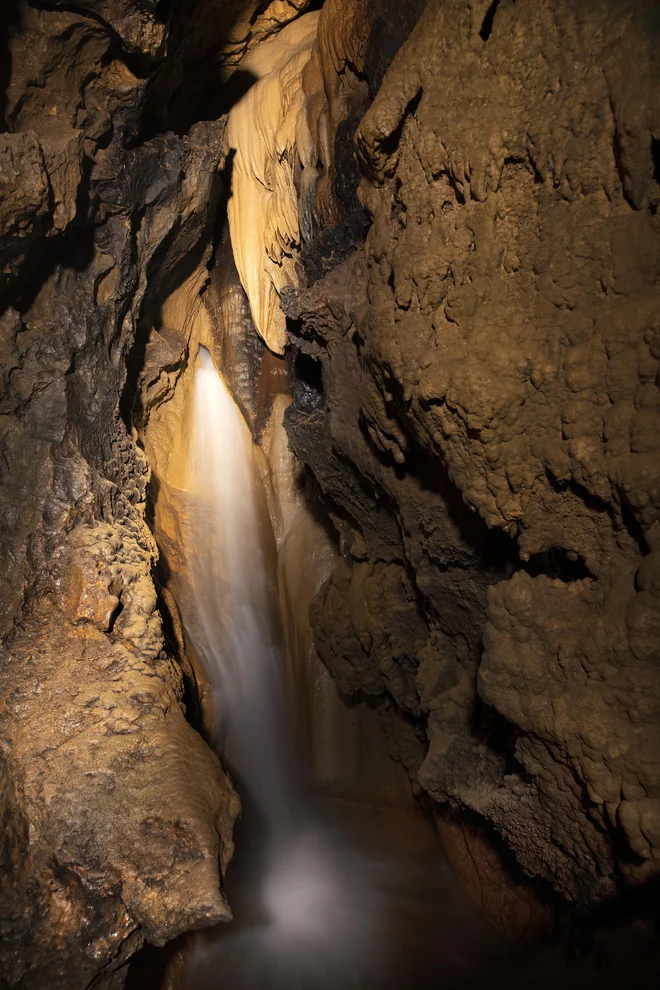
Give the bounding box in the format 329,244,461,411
3,2,660,986
183,346,374,988
147,343,501,990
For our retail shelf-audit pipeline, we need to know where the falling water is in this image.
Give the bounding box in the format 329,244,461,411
187,345,298,832
184,346,376,989
180,346,501,990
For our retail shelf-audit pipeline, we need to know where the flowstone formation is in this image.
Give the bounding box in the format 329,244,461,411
225,0,660,914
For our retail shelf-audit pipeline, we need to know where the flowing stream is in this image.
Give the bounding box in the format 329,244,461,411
177,345,501,990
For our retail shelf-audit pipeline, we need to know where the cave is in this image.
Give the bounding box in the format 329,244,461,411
1,1,659,988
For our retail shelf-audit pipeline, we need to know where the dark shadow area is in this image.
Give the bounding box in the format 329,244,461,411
479,0,502,42
524,547,592,581
155,0,172,24
4,147,96,313
212,69,259,118
300,115,370,282
106,593,124,634
124,933,188,990
505,874,660,990
10,214,96,316
153,587,205,741
364,0,426,98
157,66,259,137
653,137,660,185
0,0,22,131
161,0,322,131
292,349,324,411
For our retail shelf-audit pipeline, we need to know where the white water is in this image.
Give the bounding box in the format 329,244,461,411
179,346,501,989
188,345,298,833
184,347,376,988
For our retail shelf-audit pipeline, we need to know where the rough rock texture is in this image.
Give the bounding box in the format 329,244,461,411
0,3,250,986
274,0,660,909
204,229,274,434
3,0,660,979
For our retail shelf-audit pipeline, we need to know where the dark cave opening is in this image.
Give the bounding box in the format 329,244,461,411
292,349,325,411
479,0,502,42
652,136,660,185
106,591,124,634
523,547,592,582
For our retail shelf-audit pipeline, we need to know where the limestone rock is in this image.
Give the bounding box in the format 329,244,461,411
279,0,660,907
225,1,371,351
0,133,49,282
0,4,238,985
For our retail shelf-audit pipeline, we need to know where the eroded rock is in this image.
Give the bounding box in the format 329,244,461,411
0,3,241,984
271,0,660,909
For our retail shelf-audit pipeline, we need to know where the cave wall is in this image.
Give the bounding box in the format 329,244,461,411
2,0,660,981
220,0,660,909
0,2,277,985
273,0,660,908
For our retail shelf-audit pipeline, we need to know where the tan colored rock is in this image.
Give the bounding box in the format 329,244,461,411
273,0,660,910
225,12,321,351
225,0,370,351
0,432,238,989
0,3,238,981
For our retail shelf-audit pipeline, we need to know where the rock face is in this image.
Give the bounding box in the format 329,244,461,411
0,3,248,986
276,0,660,908
2,0,660,981
225,0,378,351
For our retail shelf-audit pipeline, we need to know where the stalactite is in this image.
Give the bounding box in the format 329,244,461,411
225,0,369,351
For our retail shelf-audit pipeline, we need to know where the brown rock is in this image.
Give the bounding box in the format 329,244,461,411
276,0,660,911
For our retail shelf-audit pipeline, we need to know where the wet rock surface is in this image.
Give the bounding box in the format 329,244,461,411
2,0,660,984
281,0,660,914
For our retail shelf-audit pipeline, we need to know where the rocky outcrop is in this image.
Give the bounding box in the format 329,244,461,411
3,0,660,978
0,3,248,985
225,0,372,351
261,0,660,910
